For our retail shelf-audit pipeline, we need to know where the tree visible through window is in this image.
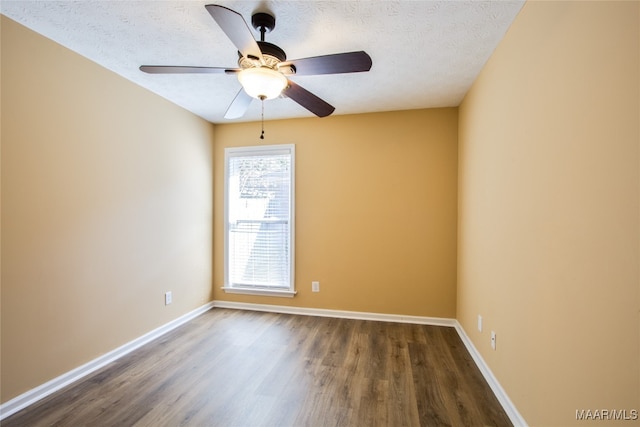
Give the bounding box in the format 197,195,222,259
224,145,295,295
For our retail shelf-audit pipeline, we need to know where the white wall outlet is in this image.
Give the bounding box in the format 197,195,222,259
312,281,320,292
491,331,497,350
165,291,172,305
478,315,483,332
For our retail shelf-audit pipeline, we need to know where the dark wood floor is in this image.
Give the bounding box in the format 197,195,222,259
2,309,512,427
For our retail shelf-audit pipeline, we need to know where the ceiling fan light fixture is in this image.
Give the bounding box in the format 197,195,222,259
238,67,287,100
142,5,371,119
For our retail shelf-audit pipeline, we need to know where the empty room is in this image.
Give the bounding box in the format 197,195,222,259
1,1,638,426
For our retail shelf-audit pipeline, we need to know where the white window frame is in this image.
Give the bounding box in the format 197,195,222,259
221,144,296,297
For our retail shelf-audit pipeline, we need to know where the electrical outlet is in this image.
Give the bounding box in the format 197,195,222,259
491,331,496,350
165,291,172,305
312,281,320,292
478,315,483,332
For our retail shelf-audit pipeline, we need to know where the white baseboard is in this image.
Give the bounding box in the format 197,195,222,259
212,300,457,327
453,321,528,426
0,301,215,421
213,300,526,426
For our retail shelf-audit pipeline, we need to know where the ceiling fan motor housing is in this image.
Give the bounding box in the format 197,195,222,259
238,11,292,73
238,41,287,70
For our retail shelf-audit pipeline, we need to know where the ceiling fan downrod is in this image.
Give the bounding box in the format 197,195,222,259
251,12,275,42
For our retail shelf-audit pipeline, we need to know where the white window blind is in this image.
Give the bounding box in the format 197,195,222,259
224,145,295,295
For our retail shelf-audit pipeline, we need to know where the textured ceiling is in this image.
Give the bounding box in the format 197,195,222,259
1,0,525,124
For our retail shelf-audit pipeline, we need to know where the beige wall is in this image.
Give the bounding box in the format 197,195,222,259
458,1,639,426
213,109,458,318
1,16,214,402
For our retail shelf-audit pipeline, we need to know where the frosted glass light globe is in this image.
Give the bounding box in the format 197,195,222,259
238,67,287,100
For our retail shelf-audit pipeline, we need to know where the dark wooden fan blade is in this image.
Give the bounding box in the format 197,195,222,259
205,4,263,62
225,88,253,119
283,80,335,117
282,51,372,76
140,66,239,74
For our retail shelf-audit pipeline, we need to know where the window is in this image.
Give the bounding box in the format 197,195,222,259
222,145,295,297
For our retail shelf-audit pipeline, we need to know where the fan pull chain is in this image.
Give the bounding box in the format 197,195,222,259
260,96,265,140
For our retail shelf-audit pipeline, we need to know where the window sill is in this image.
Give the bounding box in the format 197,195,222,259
221,286,297,298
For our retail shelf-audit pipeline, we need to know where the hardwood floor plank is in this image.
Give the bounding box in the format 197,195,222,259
387,329,421,427
2,309,512,427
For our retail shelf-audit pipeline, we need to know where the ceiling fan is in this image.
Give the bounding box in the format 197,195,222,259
140,4,372,120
